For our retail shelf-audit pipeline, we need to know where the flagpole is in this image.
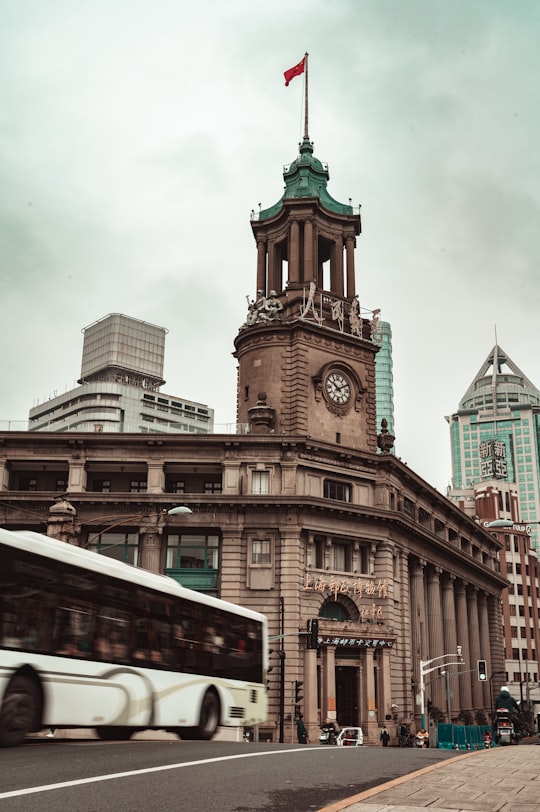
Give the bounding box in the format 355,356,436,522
304,52,309,140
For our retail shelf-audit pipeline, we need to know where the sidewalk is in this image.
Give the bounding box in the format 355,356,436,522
321,742,540,812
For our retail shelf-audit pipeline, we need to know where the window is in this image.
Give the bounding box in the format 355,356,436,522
315,538,325,569
92,479,111,493
251,539,271,565
402,497,415,519
88,532,139,566
357,545,369,574
333,542,351,572
166,534,219,570
20,477,37,491
130,480,147,493
55,479,67,492
204,480,222,494
324,479,352,502
167,480,185,494
252,471,270,495
320,601,348,621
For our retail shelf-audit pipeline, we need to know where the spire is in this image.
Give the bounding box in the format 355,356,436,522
459,344,540,411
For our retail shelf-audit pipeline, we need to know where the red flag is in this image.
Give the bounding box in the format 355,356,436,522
284,57,305,86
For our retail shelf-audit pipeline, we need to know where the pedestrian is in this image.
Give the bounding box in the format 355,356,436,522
46,728,56,738
296,714,308,744
380,726,390,747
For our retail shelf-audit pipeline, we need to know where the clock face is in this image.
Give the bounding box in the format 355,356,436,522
325,371,351,405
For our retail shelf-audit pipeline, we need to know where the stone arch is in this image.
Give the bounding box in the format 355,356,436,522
319,595,359,622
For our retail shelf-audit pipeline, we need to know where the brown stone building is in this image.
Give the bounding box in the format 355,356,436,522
0,132,507,743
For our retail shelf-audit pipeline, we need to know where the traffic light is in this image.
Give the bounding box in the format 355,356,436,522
477,660,487,681
294,680,304,704
307,618,319,649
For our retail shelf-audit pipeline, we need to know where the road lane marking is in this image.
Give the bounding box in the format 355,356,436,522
0,748,318,799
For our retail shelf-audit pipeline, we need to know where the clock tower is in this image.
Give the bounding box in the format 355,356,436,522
234,135,380,451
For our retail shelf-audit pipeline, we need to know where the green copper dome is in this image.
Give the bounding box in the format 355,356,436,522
259,137,354,221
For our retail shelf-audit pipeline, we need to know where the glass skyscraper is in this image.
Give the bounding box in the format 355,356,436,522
374,320,395,448
447,344,540,551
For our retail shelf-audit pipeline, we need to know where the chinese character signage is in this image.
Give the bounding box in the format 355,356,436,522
317,636,393,649
304,573,388,622
479,439,507,480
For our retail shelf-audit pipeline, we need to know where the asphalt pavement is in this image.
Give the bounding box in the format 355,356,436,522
320,739,540,812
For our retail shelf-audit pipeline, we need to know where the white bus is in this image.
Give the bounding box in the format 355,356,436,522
0,528,268,746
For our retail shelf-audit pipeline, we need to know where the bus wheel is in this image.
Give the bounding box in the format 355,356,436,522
96,726,133,741
196,689,220,740
0,675,40,747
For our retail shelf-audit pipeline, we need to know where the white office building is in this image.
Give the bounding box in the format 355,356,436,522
28,314,214,435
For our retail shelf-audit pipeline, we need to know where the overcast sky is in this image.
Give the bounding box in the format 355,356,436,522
1,0,539,494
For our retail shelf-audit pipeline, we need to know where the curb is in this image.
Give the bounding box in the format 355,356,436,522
317,750,479,812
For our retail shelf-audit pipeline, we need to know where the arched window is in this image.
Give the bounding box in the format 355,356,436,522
320,601,349,621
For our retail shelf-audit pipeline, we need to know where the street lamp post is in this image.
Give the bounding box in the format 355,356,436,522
82,506,192,547
484,519,540,535
420,647,463,728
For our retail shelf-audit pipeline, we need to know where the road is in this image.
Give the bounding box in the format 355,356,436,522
0,738,458,811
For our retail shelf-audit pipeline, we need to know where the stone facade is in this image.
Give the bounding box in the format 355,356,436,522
0,133,508,744
0,429,507,742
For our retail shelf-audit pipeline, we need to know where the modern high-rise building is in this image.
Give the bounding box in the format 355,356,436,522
28,314,214,435
374,319,395,444
447,344,540,714
446,344,540,552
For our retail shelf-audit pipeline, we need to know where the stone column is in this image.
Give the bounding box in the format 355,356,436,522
345,235,356,298
289,220,300,283
146,461,165,494
478,592,491,710
47,498,78,545
321,644,336,723
409,558,427,714
441,574,459,720
395,551,414,721
218,529,243,604
256,237,266,293
426,566,445,711
331,236,344,296
363,647,379,743
67,459,87,492
267,241,276,294
303,219,313,283
139,522,162,573
379,647,392,720
467,587,483,711
304,647,318,742
0,457,10,490
455,579,473,713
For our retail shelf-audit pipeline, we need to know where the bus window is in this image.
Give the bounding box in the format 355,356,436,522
53,604,95,657
95,608,130,661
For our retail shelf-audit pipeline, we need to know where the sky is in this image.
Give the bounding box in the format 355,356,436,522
1,0,539,495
